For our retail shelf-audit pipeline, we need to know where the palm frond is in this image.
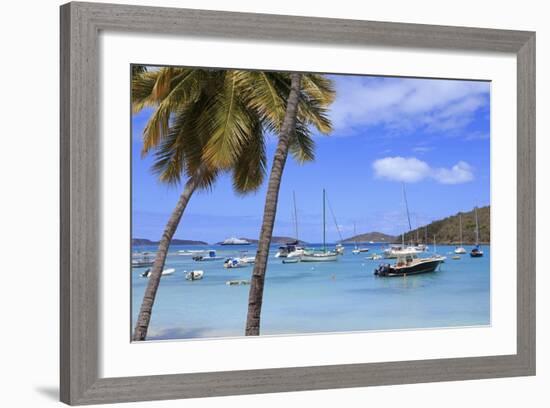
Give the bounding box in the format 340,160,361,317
202,71,257,169
289,120,315,163
231,120,267,194
140,69,206,154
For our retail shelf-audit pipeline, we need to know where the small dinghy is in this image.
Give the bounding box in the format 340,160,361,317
282,257,300,264
141,268,175,278
185,270,204,281
366,254,382,260
240,256,256,264
226,280,250,286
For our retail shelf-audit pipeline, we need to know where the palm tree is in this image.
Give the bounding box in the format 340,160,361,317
245,73,335,335
132,68,267,341
131,68,333,341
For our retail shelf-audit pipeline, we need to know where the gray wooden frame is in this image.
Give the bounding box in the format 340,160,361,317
60,1,536,405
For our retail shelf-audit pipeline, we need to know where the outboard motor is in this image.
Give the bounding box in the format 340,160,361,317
374,263,390,277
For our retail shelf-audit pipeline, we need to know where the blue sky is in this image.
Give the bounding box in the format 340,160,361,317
132,73,490,243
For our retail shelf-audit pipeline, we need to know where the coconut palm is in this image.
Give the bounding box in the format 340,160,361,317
245,73,335,335
131,68,333,341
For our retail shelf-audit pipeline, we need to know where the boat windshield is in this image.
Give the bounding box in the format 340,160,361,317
396,254,417,265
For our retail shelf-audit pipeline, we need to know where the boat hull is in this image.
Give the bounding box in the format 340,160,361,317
374,259,441,277
301,253,338,262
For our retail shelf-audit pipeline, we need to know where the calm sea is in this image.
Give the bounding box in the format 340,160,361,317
131,243,490,340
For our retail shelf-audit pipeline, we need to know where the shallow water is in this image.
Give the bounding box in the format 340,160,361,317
131,243,490,340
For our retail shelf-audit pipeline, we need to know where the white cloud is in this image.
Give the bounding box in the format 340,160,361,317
373,157,430,183
372,156,474,184
329,76,489,136
433,161,474,184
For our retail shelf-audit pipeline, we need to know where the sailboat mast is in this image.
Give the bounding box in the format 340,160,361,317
402,183,412,231
323,189,326,252
293,191,299,241
459,213,463,246
425,226,428,244
474,206,480,245
354,222,358,248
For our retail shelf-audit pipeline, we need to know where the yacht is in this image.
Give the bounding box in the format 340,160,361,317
221,237,251,245
275,241,304,258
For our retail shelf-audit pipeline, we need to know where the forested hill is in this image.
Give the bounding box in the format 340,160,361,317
342,232,396,243
401,205,490,244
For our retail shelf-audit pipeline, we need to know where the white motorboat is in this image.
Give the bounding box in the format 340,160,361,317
185,270,204,281
193,250,222,262
223,257,250,269
132,252,154,268
178,249,205,256
335,243,345,255
240,256,256,264
275,241,304,258
383,245,422,259
140,268,175,278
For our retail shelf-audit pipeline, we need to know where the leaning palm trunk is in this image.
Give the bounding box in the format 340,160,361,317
133,175,200,341
245,73,302,336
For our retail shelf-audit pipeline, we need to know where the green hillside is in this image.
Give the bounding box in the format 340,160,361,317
342,232,396,243
401,205,490,244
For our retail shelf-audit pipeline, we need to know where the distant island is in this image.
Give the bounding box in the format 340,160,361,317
400,205,490,244
132,238,208,246
342,232,396,243
215,236,307,245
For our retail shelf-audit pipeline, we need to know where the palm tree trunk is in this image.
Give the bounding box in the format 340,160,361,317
133,175,200,341
245,72,302,336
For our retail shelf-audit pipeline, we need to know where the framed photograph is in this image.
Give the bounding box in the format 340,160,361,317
60,2,535,405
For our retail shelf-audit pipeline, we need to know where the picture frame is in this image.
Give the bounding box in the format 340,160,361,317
60,1,535,405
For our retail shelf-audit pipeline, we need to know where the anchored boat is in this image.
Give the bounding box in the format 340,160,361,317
470,207,484,257
374,253,442,277
193,250,222,262
140,268,175,278
185,270,204,281
301,189,339,263
454,213,467,254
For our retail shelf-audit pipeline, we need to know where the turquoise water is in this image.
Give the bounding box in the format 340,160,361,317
131,244,490,340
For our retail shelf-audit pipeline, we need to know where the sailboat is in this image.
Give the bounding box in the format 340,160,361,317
276,191,305,259
352,222,369,254
301,189,339,262
432,235,446,262
325,192,345,255
470,206,484,257
454,213,467,254
383,184,421,259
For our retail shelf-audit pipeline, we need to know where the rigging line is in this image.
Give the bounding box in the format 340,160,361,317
402,182,412,231
325,191,344,242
